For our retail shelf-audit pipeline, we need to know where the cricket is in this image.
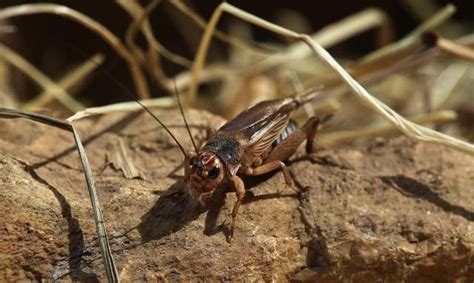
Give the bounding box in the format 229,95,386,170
170,87,321,240
1,1,474,282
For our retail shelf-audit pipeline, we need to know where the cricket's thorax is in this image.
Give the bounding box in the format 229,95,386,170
201,135,242,174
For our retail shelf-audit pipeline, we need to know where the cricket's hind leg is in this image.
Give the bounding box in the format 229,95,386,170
242,116,320,190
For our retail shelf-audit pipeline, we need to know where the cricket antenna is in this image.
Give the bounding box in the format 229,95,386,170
173,80,199,154
64,45,190,158
134,99,189,159
89,60,188,158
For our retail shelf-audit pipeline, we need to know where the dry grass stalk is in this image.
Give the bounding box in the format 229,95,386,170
118,0,192,68
0,43,85,112
345,34,474,96
429,63,470,110
403,0,462,37
150,6,395,95
320,110,458,145
426,33,474,62
0,3,150,99
254,7,394,73
120,0,173,93
355,4,456,71
67,96,175,122
23,54,104,111
169,0,275,55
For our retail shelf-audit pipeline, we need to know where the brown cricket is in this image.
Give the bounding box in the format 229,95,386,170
140,88,322,240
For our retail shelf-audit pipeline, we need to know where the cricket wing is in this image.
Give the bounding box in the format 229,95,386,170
242,112,290,163
217,98,295,164
217,98,295,143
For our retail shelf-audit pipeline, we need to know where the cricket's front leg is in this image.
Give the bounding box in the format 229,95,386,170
223,175,245,242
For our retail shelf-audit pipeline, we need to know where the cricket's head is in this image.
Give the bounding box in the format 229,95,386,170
184,151,225,205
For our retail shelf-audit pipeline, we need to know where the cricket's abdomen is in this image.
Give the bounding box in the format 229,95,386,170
245,120,299,168
272,119,298,149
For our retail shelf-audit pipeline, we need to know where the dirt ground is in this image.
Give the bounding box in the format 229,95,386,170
0,109,473,282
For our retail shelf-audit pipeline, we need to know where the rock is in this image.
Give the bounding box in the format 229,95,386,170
0,109,473,281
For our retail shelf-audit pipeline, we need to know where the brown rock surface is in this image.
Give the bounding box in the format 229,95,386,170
0,109,473,282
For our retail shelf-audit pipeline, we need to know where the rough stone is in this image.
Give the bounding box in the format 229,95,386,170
0,109,473,282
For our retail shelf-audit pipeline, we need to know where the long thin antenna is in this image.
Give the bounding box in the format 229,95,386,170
173,80,199,154
62,45,189,158
134,99,189,158
95,61,188,158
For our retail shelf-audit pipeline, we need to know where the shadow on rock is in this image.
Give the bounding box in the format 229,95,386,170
137,172,298,242
24,166,98,282
381,175,474,222
137,179,229,243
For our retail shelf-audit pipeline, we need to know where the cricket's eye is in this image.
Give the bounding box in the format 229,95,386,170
208,167,220,179
190,157,203,171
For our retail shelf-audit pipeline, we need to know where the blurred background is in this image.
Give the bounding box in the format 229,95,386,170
0,0,473,145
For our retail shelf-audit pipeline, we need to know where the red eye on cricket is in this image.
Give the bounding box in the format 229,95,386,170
208,167,220,179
